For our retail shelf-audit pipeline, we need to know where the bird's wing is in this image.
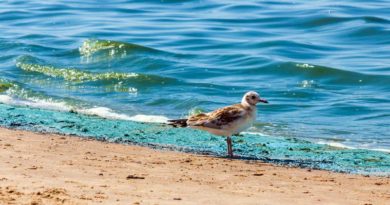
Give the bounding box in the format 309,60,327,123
187,104,246,129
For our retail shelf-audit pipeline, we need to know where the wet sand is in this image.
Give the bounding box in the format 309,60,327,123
0,127,389,205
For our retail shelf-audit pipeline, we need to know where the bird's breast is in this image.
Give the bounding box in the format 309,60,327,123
225,109,256,134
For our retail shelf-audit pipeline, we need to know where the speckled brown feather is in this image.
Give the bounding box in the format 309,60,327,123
187,104,248,129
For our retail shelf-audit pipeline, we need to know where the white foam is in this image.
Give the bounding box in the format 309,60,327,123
371,148,390,153
78,107,133,121
0,95,13,104
128,114,168,123
241,131,268,137
317,141,390,153
0,94,71,112
0,94,169,124
296,63,314,68
78,107,168,123
317,141,354,149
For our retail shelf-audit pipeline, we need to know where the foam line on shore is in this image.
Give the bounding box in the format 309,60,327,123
0,94,168,123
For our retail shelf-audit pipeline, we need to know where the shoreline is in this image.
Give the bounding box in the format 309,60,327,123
0,127,389,204
2,102,390,175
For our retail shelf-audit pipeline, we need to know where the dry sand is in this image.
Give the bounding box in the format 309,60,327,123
0,127,389,205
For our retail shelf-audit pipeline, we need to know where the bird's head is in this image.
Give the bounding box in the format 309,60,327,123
242,91,268,107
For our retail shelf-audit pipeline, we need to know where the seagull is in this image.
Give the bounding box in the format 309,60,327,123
168,91,268,158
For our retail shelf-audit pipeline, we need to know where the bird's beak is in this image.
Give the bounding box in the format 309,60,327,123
258,98,268,104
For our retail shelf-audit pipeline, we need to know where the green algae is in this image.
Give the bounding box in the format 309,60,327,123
0,82,13,92
79,39,159,57
16,62,139,82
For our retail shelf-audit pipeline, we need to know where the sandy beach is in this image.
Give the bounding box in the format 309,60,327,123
0,127,389,205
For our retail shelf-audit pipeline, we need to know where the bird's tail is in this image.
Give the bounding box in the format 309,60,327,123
167,119,188,127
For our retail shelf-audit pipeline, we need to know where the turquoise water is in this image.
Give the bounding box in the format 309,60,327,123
0,1,389,174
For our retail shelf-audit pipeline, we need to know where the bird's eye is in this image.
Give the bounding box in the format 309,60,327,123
251,96,256,99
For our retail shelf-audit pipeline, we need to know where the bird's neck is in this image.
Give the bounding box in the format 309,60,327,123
241,100,256,111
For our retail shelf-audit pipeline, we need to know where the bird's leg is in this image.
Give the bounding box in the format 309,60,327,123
226,136,233,158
